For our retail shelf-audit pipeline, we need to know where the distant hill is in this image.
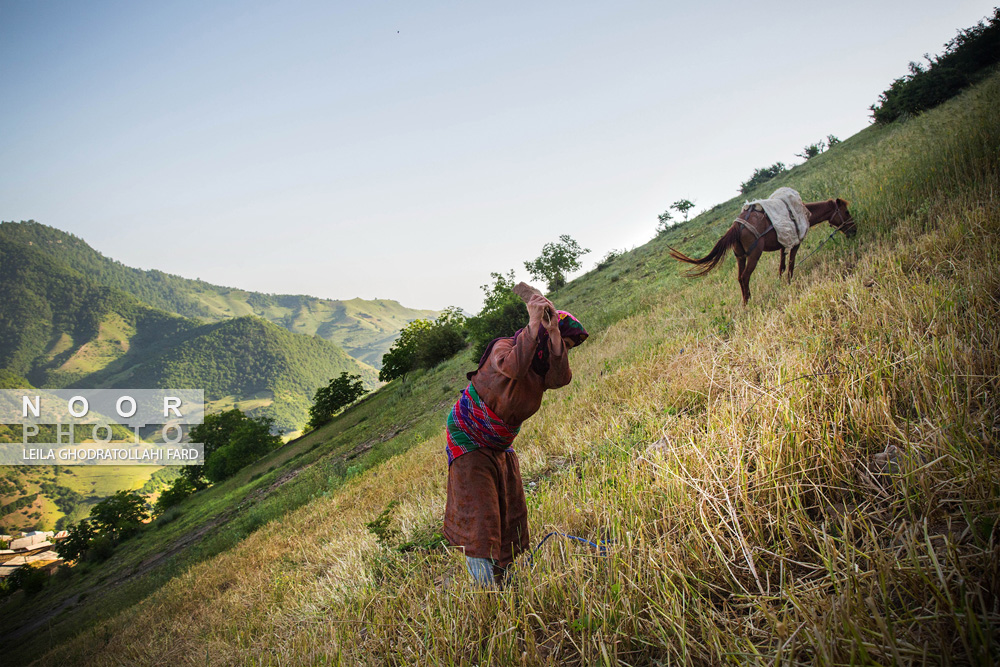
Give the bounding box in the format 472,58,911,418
0,238,377,531
0,221,438,367
0,235,376,429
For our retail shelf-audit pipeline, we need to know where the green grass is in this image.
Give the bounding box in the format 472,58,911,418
7,70,1000,666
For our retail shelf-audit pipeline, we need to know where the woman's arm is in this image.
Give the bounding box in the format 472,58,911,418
492,326,539,379
543,324,572,389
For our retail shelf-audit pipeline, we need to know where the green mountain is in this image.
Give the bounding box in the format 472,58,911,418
0,236,375,428
0,221,438,367
0,238,378,531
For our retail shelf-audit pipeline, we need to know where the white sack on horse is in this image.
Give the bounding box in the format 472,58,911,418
743,187,811,249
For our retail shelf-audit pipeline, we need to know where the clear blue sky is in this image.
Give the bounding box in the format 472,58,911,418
1,0,993,312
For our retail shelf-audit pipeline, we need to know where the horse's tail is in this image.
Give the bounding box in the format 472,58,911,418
669,223,742,277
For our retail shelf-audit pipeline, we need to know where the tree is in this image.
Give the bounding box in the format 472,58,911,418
826,134,841,147
1,565,47,597
379,318,433,382
524,235,590,291
464,271,529,359
670,199,695,222
186,409,283,485
54,518,96,562
203,416,283,483
154,476,199,514
869,8,1000,123
308,371,369,429
414,307,467,370
656,210,673,235
378,309,468,383
182,409,248,488
739,162,787,194
88,490,149,542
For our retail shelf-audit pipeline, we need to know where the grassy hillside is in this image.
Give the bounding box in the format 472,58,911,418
4,71,999,665
0,221,438,367
0,239,197,386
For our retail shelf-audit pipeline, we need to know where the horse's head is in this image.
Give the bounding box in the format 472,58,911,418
830,198,857,238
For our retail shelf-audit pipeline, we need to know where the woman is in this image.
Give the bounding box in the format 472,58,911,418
443,294,588,586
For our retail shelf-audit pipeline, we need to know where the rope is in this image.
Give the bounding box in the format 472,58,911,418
795,227,840,267
526,531,612,566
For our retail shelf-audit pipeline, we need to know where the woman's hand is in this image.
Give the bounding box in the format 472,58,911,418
526,295,557,333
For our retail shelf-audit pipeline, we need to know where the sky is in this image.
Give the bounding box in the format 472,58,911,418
1,0,994,313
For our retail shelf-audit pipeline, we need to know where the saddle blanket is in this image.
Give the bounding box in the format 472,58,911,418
743,187,810,249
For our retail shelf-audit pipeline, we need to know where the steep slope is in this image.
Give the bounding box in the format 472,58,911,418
0,221,438,367
5,71,999,665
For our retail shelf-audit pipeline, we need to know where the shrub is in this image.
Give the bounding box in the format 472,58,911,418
203,416,282,482
154,476,198,513
870,8,1000,124
414,309,467,369
186,409,281,485
308,371,368,429
596,249,624,270
379,308,467,382
54,519,96,562
88,490,149,542
3,565,47,596
795,141,826,160
739,162,787,194
85,534,116,562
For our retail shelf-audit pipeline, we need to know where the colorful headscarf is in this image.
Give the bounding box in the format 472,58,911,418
468,310,588,380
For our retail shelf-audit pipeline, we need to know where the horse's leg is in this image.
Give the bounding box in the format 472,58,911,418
736,254,747,304
778,248,786,279
741,249,762,305
788,244,800,281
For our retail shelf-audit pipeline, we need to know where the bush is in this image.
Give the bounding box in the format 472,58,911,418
596,249,624,270
379,319,432,382
55,518,96,562
414,308,466,369
86,534,116,562
739,162,787,194
203,416,282,482
186,409,282,485
379,308,467,382
182,409,248,488
871,8,1000,124
88,490,149,542
2,565,48,597
154,476,198,513
308,371,368,430
796,141,826,160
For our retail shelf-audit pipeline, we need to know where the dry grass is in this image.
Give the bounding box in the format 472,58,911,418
32,75,1000,666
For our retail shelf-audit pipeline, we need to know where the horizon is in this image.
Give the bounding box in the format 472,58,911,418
1,0,994,312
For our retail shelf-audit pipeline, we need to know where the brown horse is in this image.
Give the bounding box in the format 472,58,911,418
669,198,857,304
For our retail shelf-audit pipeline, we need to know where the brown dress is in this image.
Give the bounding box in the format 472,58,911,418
443,326,572,566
